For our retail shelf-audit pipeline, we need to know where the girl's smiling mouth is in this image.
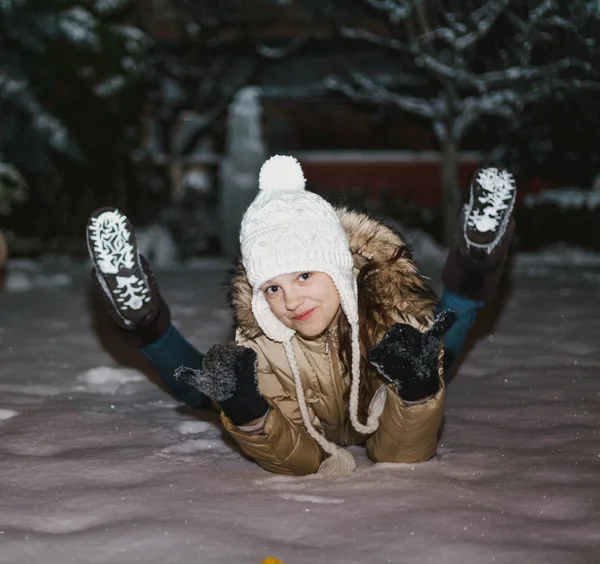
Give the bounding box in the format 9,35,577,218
293,307,316,321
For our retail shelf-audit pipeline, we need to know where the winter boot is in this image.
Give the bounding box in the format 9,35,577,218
87,207,171,348
442,168,517,303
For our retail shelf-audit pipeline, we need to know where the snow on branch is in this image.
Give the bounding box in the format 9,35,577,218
508,3,581,47
519,77,600,103
94,0,131,15
0,73,72,144
414,26,457,45
325,72,436,119
478,59,597,87
0,161,28,215
365,0,414,24
0,71,28,100
11,102,72,155
415,53,597,91
530,0,555,21
253,35,310,59
93,75,126,97
452,90,522,139
408,1,580,68
411,53,482,90
452,76,600,139
341,26,409,52
57,7,100,50
0,0,26,14
440,8,467,36
453,0,512,51
111,23,150,53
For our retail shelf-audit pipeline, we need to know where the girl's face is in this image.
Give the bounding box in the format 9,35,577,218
260,272,341,338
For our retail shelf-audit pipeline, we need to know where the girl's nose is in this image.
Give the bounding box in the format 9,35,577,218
284,290,304,311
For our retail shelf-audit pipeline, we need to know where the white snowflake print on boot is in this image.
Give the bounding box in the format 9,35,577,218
463,168,517,254
86,207,152,326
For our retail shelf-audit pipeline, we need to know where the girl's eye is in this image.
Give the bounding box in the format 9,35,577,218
265,285,279,295
299,272,312,281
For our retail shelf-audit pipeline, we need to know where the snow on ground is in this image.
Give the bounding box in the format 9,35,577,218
524,187,600,211
0,253,598,564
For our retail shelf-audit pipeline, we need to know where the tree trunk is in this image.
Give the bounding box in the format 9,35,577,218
441,139,462,246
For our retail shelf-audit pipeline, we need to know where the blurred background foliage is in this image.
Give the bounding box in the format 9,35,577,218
1,0,599,256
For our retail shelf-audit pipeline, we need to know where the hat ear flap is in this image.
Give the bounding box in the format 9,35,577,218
251,291,295,343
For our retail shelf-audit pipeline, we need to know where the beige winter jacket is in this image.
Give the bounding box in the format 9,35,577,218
222,208,446,475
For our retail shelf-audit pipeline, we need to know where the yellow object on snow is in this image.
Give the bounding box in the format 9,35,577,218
262,558,284,564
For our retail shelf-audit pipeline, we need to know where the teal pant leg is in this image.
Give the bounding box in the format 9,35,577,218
140,324,211,409
437,289,484,375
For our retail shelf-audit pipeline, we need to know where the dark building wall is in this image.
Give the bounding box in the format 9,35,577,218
135,0,181,39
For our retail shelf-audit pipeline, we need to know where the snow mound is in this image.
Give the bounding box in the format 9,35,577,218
177,421,212,434
0,409,18,421
75,366,146,395
516,243,600,268
4,271,72,292
278,493,345,504
524,187,600,210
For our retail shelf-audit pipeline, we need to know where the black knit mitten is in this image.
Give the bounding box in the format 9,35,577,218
370,310,456,401
175,343,269,426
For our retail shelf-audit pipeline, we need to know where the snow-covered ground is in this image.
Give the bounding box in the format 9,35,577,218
0,252,598,564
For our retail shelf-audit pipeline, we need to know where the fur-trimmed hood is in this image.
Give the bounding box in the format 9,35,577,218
229,207,438,341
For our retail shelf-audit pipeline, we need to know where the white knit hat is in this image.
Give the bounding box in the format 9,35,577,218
239,155,385,477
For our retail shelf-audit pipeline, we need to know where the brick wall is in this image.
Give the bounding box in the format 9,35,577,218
296,151,483,207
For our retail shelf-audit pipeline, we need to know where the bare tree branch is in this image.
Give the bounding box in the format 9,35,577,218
415,53,596,91
253,35,311,59
454,0,512,51
478,59,597,87
437,0,467,36
341,26,408,51
325,72,436,119
530,0,555,21
453,77,600,139
453,90,521,139
327,0,600,244
364,0,414,24
330,0,600,145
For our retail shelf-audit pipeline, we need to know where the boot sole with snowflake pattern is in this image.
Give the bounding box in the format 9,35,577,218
463,168,517,254
86,207,153,327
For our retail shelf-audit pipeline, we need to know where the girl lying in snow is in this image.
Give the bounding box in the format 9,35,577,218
86,156,516,476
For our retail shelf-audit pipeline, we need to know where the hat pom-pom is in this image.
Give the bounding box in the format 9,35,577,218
259,155,305,192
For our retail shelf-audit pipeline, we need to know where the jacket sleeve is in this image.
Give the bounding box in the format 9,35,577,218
366,351,445,463
220,338,325,476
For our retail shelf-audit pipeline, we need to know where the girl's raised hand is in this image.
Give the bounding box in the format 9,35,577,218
175,343,269,426
370,310,456,401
